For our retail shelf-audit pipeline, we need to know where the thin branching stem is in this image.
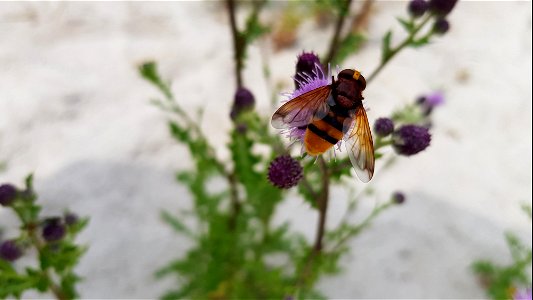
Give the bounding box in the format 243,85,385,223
323,0,353,65
13,208,68,300
27,229,68,300
313,156,330,252
300,177,319,200
329,201,393,253
226,0,244,88
294,156,331,294
367,14,433,83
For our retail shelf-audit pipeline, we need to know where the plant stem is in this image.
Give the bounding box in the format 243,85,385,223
227,172,241,230
313,156,330,252
295,157,331,295
226,0,244,88
322,0,353,65
12,204,68,300
299,176,319,200
24,223,68,300
329,201,393,253
367,14,432,83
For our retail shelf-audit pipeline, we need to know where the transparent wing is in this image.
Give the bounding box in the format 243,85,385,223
271,85,332,129
344,106,375,182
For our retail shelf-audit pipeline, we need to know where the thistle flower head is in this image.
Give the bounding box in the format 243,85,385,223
408,0,428,17
393,125,431,156
425,91,445,107
267,155,303,189
417,91,445,116
295,51,322,89
278,53,332,145
433,18,450,34
42,218,66,242
374,118,395,137
64,212,79,226
392,192,406,204
0,240,23,262
428,0,458,16
0,184,17,206
230,87,255,120
290,59,330,101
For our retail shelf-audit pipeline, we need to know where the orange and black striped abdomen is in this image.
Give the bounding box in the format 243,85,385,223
304,113,346,156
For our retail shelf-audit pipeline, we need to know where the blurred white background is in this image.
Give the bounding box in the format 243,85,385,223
0,1,531,298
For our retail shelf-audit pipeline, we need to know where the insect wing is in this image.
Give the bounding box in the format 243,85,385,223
271,85,332,129
344,106,375,182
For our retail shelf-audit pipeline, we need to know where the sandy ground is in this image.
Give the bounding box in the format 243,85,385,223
0,2,531,299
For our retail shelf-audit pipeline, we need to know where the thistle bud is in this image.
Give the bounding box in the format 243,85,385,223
0,184,17,206
433,18,450,34
428,0,458,16
0,240,23,262
295,52,322,89
230,88,255,120
408,0,428,17
267,155,303,189
393,125,431,156
42,218,66,242
374,118,395,137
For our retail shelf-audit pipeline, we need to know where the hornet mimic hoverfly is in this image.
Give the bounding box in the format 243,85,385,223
271,68,374,182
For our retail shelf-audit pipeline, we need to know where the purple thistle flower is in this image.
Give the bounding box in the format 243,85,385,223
268,155,303,189
281,126,307,144
425,91,445,107
392,192,406,204
393,125,431,156
428,0,458,16
295,51,322,89
408,0,429,17
277,54,332,147
417,91,445,116
289,62,330,101
42,218,66,242
0,240,23,262
230,87,255,120
64,212,79,226
374,118,395,137
433,18,450,34
514,288,532,300
0,184,17,206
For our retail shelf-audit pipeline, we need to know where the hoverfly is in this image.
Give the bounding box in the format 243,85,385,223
271,68,374,182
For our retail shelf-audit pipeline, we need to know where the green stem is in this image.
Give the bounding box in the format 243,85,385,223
323,0,354,65
313,156,330,252
329,201,393,253
28,231,68,300
375,138,393,149
226,0,244,88
299,176,319,201
367,14,433,83
294,157,331,294
14,206,68,300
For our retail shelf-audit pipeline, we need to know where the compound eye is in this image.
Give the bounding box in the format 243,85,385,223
357,75,366,90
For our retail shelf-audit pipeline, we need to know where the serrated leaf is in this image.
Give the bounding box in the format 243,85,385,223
138,61,173,100
381,30,393,63
160,211,194,238
397,17,415,33
410,35,431,48
24,174,34,193
60,272,81,299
